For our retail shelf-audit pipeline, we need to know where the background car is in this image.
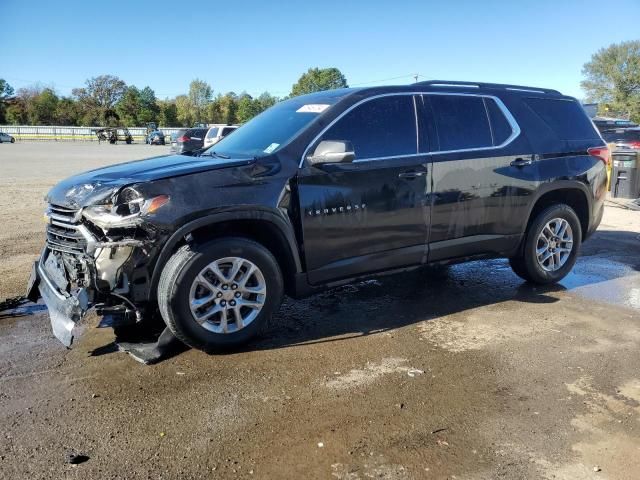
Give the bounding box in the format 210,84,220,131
170,127,209,154
146,130,166,145
0,132,15,143
203,125,238,148
601,127,640,150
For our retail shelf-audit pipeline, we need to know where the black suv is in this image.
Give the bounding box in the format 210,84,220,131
28,81,608,352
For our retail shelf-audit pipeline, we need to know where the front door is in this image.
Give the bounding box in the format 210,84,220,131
297,94,431,285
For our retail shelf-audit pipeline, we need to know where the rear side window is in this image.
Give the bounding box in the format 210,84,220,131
429,95,492,151
484,98,513,145
221,127,236,136
523,98,598,140
318,95,417,160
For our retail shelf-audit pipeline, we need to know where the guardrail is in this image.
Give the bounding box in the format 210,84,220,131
0,125,183,142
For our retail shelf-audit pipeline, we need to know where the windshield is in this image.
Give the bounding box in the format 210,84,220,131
203,97,338,157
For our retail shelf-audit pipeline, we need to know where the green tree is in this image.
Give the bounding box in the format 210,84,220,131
0,79,15,124
138,86,160,124
158,99,178,127
55,97,80,126
6,99,27,125
290,67,348,97
175,94,193,127
116,86,142,126
218,92,238,124
29,88,59,125
236,93,260,123
257,92,277,111
73,74,127,126
581,40,640,122
188,79,213,124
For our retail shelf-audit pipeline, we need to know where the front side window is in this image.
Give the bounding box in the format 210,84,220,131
429,95,493,151
206,127,219,139
316,95,417,160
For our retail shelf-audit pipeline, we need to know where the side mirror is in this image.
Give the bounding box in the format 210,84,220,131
308,140,355,165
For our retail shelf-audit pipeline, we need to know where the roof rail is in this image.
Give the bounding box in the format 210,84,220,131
416,80,562,96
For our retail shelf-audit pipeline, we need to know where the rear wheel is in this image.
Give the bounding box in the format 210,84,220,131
11,137,15,143
158,238,283,352
509,204,581,284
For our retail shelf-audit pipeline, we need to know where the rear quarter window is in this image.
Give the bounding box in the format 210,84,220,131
523,98,598,141
429,95,493,151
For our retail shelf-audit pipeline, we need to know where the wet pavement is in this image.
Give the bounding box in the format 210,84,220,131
0,205,638,479
1,144,640,479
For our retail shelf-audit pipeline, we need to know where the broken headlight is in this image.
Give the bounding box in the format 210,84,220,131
82,187,170,229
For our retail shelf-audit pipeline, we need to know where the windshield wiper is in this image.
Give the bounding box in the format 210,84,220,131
201,150,231,159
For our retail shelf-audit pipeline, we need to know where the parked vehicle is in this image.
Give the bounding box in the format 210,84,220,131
203,125,238,148
170,127,208,154
146,130,166,145
593,117,637,133
601,127,640,150
28,80,608,352
94,127,133,144
0,132,15,143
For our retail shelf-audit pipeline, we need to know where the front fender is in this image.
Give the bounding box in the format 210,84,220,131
148,207,303,300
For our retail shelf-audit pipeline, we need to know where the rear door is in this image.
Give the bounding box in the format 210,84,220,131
424,93,530,261
297,94,431,285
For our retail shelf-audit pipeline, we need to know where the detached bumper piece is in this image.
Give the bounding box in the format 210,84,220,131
32,259,90,347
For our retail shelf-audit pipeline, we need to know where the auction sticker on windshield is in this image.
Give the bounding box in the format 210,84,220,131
264,143,280,154
296,104,330,113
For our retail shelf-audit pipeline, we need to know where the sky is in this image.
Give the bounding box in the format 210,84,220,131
2,0,639,101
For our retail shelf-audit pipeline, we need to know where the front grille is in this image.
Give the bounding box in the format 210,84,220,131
46,204,88,255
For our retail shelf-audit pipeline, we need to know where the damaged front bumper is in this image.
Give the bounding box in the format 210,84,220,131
28,257,90,347
28,205,155,347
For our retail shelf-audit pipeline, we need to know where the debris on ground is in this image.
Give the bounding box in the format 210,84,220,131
64,451,89,465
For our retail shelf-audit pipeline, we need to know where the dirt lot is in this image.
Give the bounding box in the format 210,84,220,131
1,142,640,479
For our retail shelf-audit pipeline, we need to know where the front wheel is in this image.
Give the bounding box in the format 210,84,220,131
509,204,582,284
157,238,283,352
11,137,15,143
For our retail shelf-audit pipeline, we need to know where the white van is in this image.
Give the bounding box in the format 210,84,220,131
203,124,239,148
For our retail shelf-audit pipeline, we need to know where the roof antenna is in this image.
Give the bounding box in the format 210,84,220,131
413,74,419,83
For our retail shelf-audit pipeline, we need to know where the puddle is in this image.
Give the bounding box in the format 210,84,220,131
559,257,640,310
0,300,47,319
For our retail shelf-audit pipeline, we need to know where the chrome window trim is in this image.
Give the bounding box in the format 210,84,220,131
299,92,521,167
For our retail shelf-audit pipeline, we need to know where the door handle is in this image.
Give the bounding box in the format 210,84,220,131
398,170,427,179
510,157,533,167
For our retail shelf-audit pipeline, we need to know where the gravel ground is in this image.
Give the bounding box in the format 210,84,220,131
1,142,640,479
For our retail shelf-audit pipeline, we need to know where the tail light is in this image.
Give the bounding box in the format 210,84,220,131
629,141,640,149
177,135,189,143
588,146,610,165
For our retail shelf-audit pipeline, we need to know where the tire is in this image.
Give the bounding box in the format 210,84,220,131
157,238,283,352
509,204,582,284
11,137,15,143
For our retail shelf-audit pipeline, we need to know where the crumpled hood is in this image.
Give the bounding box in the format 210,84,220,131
46,154,253,208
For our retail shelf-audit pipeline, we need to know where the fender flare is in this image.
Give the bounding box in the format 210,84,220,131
149,208,303,300
523,180,593,233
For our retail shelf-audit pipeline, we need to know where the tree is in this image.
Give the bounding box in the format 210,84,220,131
188,79,213,124
73,74,127,126
217,92,238,124
236,93,260,123
55,97,80,126
116,86,142,126
0,79,14,124
29,88,59,125
158,99,178,126
175,95,193,127
138,86,160,124
257,92,277,111
290,67,348,97
581,40,640,122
